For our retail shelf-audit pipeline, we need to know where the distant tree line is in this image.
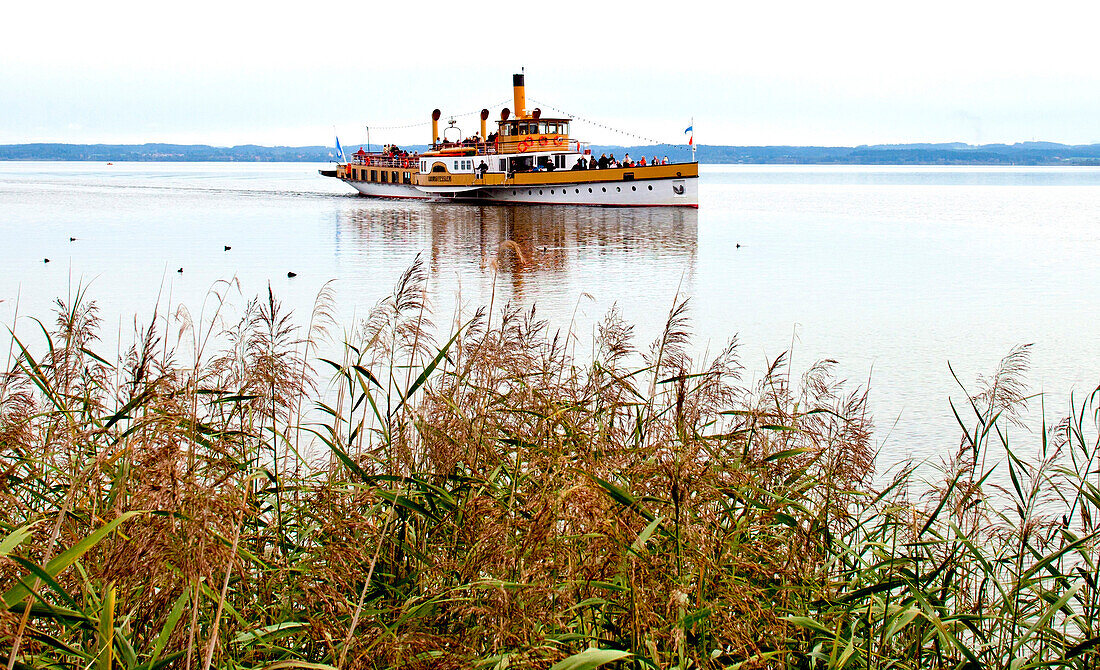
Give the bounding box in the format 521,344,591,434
2,141,1099,165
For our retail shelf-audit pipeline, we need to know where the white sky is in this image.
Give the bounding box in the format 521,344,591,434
3,0,1099,146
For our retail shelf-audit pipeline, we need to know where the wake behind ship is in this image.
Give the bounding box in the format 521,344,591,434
320,74,699,207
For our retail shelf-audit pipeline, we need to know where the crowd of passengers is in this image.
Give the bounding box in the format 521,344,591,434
436,135,495,148
572,153,670,170
499,152,673,175
381,144,415,158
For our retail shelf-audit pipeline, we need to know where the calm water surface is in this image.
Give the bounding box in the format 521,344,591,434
3,161,1100,469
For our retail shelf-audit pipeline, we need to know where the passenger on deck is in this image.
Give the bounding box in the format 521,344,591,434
588,156,598,169
638,156,647,166
652,156,659,166
477,160,488,178
572,157,587,170
623,153,632,167
597,153,609,169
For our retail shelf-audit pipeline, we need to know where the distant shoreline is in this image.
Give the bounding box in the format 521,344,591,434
2,142,1099,166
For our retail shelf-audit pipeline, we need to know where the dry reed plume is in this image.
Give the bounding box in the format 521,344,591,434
1,259,1098,670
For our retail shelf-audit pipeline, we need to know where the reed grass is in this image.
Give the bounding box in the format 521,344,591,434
1,259,1098,669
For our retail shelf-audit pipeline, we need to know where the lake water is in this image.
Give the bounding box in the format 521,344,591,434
3,161,1100,470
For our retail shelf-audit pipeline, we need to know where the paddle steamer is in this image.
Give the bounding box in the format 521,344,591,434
321,74,698,207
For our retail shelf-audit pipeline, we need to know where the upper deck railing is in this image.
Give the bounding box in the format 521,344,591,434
349,154,419,168
428,137,585,156
348,138,588,168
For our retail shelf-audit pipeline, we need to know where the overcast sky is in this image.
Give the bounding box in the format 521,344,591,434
3,0,1099,147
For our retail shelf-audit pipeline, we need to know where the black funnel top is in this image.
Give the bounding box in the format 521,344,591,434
513,73,525,87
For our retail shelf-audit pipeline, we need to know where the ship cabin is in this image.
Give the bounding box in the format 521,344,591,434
336,147,417,185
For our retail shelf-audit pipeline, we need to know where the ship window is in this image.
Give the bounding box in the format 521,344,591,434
431,163,446,173
616,186,621,192
588,188,592,193
381,171,388,183
602,187,606,192
370,170,377,181
648,185,653,190
539,190,543,195
392,171,398,182
632,186,637,191
550,190,554,194
499,160,506,171
404,172,411,184
575,189,579,193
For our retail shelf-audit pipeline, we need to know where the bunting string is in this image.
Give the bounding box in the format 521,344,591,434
528,98,685,147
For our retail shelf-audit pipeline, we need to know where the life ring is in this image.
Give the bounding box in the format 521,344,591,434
553,135,564,146
538,136,548,147
518,139,531,152
402,158,409,168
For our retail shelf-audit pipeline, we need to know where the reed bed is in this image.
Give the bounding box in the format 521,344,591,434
1,257,1098,669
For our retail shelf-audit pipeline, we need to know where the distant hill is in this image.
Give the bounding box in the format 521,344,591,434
2,142,1100,165
0,143,342,162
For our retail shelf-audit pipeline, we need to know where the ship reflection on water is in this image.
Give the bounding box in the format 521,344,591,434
332,201,697,335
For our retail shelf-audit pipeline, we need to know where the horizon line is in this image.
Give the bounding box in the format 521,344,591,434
3,140,1100,150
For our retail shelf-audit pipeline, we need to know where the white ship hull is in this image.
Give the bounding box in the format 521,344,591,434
347,180,427,199
456,175,698,208
341,174,697,207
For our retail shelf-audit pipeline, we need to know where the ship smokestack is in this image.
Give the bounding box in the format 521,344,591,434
431,109,441,146
480,109,489,139
512,73,527,118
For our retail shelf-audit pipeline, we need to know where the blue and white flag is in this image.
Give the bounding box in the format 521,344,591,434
335,134,346,163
